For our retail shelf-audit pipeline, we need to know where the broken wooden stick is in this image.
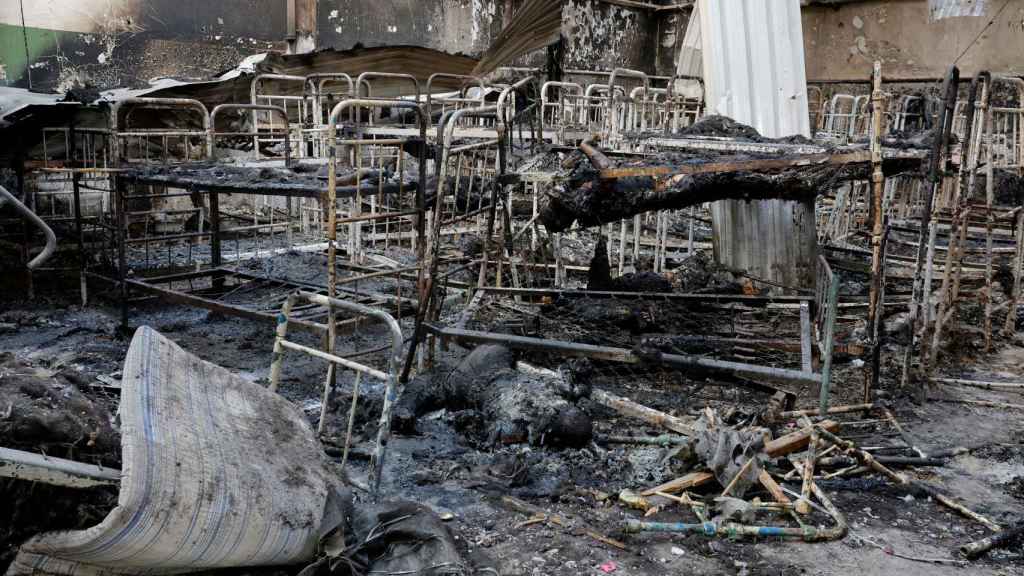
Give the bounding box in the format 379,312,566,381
764,419,841,458
579,139,612,171
813,426,1003,532
591,388,694,435
797,416,818,515
720,457,757,498
758,470,792,504
960,521,1024,559
641,471,716,497
780,403,874,419
499,495,628,550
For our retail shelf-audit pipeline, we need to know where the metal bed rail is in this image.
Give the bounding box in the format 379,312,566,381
269,290,404,497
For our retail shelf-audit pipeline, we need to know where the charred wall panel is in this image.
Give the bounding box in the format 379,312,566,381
700,0,817,291
316,0,512,55
562,0,658,73
1,0,284,92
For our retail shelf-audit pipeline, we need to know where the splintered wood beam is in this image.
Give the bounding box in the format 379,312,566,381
640,471,716,496
591,388,695,435
634,422,842,497
541,147,924,232
758,470,792,504
0,447,120,489
764,419,840,458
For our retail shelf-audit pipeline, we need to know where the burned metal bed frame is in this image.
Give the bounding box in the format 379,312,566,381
426,277,842,409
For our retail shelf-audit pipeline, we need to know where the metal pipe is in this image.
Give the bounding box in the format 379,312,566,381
625,482,846,541
0,185,57,270
426,73,487,113
356,72,422,102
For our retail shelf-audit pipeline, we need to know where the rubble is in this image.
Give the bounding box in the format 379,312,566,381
2,2,1024,575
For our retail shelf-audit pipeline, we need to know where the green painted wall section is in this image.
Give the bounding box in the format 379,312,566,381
0,23,77,86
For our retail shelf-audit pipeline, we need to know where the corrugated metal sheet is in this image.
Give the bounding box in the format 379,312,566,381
698,0,809,138
929,0,988,21
698,0,817,290
674,2,703,100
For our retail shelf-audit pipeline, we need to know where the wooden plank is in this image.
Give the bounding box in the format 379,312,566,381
758,470,792,504
640,471,715,497
0,447,120,489
765,419,840,458
592,388,694,435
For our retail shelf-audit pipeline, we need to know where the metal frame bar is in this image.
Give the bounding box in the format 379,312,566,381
268,290,403,497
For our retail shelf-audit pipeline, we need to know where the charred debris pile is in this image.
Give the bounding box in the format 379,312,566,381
4,71,1024,574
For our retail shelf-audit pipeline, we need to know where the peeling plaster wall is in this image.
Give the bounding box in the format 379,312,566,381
0,0,285,92
802,0,1024,81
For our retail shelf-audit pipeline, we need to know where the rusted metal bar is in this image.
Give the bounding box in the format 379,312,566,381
431,325,822,384
334,209,420,226
0,447,120,489
864,61,886,403
268,291,403,498
902,65,959,393
476,286,813,303
0,185,56,271
925,72,988,380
